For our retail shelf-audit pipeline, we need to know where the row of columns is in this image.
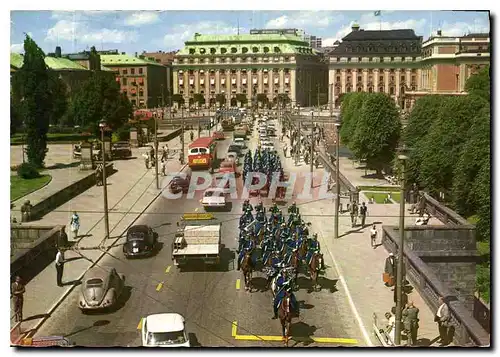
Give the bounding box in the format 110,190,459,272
173,69,294,103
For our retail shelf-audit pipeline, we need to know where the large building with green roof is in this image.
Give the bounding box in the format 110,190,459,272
173,29,328,107
100,51,171,108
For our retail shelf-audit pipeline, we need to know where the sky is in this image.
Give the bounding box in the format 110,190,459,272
10,10,491,55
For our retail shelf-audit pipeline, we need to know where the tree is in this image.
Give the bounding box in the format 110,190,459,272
10,96,23,136
276,93,291,108
418,95,487,197
256,93,268,106
236,93,248,106
68,71,132,136
465,65,490,101
349,93,401,173
47,74,68,126
215,93,226,106
339,92,368,146
452,105,490,217
171,94,185,106
404,95,446,185
11,35,52,167
193,93,205,106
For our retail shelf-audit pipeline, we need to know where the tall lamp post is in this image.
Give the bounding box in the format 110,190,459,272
310,110,314,188
99,120,110,242
334,121,341,239
394,151,408,345
154,107,159,189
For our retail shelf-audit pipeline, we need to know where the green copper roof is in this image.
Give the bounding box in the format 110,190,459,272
10,52,24,69
178,33,315,56
10,53,89,71
100,65,114,71
100,54,164,67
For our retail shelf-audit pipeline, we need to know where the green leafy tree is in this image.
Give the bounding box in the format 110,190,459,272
215,93,226,106
193,93,205,106
404,95,446,185
451,105,490,217
68,71,132,136
350,93,401,173
48,74,68,126
465,65,490,101
256,93,268,106
339,92,367,146
236,93,248,105
418,95,487,197
171,94,185,106
10,96,23,136
276,93,291,108
11,35,52,167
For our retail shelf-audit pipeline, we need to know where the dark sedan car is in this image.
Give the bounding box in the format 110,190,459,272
123,225,158,258
169,175,191,194
112,141,132,159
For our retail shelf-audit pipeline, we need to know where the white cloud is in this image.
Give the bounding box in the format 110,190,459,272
439,21,490,37
265,11,343,30
124,11,160,27
45,19,138,45
11,43,23,53
162,21,241,51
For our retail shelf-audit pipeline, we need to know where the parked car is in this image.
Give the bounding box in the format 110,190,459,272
261,142,275,151
123,225,158,258
232,141,246,151
226,152,239,165
219,159,237,175
201,188,227,209
212,131,225,140
112,141,132,159
78,267,125,312
141,313,190,347
227,145,242,156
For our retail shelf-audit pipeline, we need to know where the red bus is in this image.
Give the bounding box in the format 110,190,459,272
188,136,217,170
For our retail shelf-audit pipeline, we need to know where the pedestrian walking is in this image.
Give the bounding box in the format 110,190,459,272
383,253,396,287
350,202,358,227
359,202,368,227
55,247,65,287
57,226,69,248
403,301,420,346
190,131,194,141
283,144,288,158
435,296,452,346
95,165,103,186
370,224,378,248
160,159,166,176
384,311,396,344
11,276,25,322
70,211,80,239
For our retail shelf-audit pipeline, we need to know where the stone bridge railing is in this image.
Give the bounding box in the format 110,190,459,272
422,193,471,227
382,226,490,346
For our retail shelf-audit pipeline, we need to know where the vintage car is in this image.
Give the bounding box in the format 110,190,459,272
123,225,158,258
78,267,125,311
141,313,190,347
169,174,191,194
226,152,239,165
219,159,237,176
227,144,242,157
112,141,132,159
212,131,225,140
200,188,227,209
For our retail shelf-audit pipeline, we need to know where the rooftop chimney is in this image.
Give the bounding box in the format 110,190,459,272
351,23,360,32
55,46,62,58
437,29,442,36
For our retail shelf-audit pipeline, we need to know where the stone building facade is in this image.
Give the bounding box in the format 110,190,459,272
404,32,490,105
100,52,171,108
327,24,423,110
172,31,328,108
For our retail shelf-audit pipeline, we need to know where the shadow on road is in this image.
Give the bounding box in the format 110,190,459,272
250,276,269,292
188,332,201,347
64,320,110,339
296,276,338,294
290,321,318,347
45,161,80,170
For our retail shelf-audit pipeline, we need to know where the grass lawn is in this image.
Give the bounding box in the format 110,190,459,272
358,185,401,192
11,174,52,202
365,192,395,204
391,192,401,203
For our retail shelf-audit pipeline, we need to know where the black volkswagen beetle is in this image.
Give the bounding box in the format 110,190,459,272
123,225,158,258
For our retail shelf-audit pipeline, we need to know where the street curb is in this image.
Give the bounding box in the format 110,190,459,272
27,162,188,339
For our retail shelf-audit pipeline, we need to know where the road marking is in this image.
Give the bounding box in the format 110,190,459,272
137,319,143,330
322,235,374,346
236,279,241,290
231,321,357,344
156,282,164,291
165,266,171,273
194,208,199,212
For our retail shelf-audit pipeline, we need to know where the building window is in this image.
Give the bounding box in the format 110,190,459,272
357,87,362,92
189,48,195,54
380,57,384,63
390,87,395,95
122,77,127,85
284,68,290,74
347,69,351,74
231,57,236,62
390,57,394,62
210,48,216,54
346,87,351,93
336,57,340,62
252,47,259,53
379,86,384,92
139,90,143,97
123,69,128,75
210,58,215,63
358,57,362,62
347,57,351,62
139,68,143,74
379,76,383,82
189,59,194,64
369,57,373,62
231,47,237,54
401,76,405,82
357,76,362,82
274,47,280,53
252,69,257,74
336,76,341,82
391,76,395,82
401,57,405,62
368,87,373,93
412,57,416,61
347,76,351,82
284,56,289,62
221,48,227,54
242,47,248,53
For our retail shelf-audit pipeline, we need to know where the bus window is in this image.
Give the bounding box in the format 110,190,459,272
189,148,199,155
199,148,208,154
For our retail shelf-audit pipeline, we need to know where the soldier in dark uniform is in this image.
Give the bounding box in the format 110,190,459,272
11,276,25,322
402,301,420,346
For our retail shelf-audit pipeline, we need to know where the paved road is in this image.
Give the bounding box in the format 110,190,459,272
35,121,365,347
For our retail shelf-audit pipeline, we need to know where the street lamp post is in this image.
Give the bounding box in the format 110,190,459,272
394,152,408,345
329,83,334,117
310,111,314,188
180,106,185,164
334,122,341,239
99,120,110,242
154,108,159,189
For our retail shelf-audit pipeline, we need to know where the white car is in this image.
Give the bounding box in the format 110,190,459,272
141,313,190,347
201,188,227,209
261,142,275,150
234,137,245,144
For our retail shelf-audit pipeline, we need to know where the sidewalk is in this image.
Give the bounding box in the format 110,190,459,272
9,130,193,334
276,120,443,347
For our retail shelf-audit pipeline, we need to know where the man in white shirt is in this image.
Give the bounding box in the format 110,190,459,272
370,224,378,248
55,248,65,287
436,296,451,345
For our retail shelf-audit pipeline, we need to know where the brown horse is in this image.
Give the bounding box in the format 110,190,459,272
288,250,300,290
278,293,293,346
307,252,323,291
241,251,254,292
